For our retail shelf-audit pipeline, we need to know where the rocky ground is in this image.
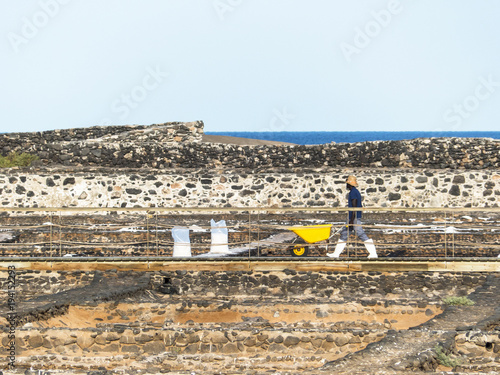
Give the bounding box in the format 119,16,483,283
323,273,500,374
0,267,498,374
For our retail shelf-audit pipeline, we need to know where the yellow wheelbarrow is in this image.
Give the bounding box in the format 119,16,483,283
287,224,341,257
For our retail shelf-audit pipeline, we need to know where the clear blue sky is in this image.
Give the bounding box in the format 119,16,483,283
1,0,499,133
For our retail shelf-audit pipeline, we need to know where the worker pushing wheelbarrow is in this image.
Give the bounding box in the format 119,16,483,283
286,222,376,258
286,175,378,258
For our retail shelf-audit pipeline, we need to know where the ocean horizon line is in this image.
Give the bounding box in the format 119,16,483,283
2,129,499,146
206,130,499,133
205,130,500,145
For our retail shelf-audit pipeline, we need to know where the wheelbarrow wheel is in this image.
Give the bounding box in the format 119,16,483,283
290,244,309,257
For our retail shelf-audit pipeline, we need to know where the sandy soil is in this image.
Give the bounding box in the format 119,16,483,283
18,300,440,331
202,134,296,146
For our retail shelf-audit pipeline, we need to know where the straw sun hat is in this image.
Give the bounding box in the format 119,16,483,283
346,175,358,187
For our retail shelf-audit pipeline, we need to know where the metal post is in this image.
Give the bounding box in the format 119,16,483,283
346,211,350,258
59,211,62,257
156,211,159,256
444,211,448,258
354,218,358,258
49,212,53,256
257,211,260,257
146,212,150,256
247,211,250,259
452,212,455,258
452,230,455,258
248,211,252,260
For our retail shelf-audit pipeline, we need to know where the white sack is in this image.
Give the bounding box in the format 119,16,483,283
210,219,229,254
172,226,191,257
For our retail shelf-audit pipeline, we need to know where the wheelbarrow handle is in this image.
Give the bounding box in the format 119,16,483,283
329,225,345,239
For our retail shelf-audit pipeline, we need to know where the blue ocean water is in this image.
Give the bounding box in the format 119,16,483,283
206,131,500,145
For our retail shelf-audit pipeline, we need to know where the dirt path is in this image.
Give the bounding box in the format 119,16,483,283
202,134,296,146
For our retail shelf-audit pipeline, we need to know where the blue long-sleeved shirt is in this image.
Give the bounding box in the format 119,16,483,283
348,187,362,220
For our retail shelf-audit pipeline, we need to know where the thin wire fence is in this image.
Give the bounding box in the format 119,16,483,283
0,206,499,258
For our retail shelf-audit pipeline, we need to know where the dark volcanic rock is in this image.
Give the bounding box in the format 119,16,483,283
0,122,498,170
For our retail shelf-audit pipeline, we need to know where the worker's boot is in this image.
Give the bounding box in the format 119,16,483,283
364,239,378,258
327,240,346,258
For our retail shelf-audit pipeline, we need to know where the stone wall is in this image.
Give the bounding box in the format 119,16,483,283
1,122,499,170
0,270,91,300
456,331,500,372
1,122,499,209
150,269,486,299
1,167,498,209
0,121,203,159
0,269,490,372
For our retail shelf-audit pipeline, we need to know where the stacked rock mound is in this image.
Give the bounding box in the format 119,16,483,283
1,121,499,170
1,121,499,209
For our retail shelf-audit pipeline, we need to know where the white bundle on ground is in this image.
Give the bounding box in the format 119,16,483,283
210,219,229,254
172,227,191,257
